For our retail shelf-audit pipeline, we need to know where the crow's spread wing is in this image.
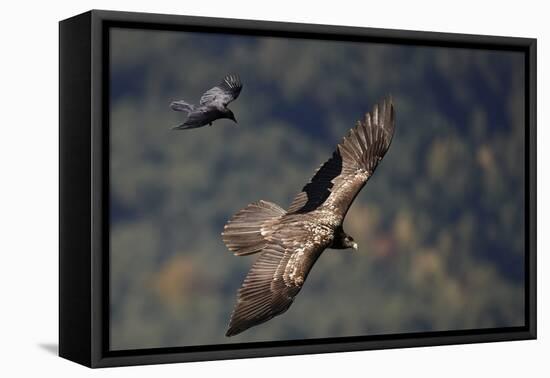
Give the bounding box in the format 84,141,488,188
287,97,395,219
200,74,243,108
225,221,328,336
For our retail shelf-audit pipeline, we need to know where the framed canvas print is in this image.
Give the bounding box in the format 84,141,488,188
59,10,537,368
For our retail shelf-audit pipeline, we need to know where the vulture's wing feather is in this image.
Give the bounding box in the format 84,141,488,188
200,74,243,107
287,97,395,218
226,223,326,336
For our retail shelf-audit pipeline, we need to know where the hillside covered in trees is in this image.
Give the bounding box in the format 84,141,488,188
109,28,526,350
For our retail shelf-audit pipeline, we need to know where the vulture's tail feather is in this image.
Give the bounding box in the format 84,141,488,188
222,200,286,256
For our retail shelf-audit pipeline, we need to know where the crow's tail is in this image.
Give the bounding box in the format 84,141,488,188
170,100,194,113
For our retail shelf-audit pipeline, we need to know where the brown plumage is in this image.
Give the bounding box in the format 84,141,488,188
222,97,396,336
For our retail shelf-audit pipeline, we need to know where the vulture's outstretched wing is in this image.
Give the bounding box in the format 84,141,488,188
200,74,243,108
287,97,395,219
226,222,327,337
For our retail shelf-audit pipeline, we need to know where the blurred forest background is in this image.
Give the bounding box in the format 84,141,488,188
109,27,525,350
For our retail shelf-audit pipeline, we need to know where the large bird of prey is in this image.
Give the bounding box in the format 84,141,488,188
170,74,243,130
221,97,396,336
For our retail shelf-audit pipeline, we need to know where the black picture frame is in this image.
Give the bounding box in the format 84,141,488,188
59,9,537,368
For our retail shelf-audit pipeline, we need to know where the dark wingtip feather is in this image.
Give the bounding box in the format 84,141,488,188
221,73,243,92
225,325,243,337
226,322,253,337
337,96,396,173
224,73,241,85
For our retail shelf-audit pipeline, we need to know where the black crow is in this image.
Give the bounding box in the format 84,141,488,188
170,74,243,130
221,97,396,336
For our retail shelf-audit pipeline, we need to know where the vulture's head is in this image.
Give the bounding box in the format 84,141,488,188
332,228,358,250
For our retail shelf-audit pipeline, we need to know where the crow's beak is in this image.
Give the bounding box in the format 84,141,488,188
352,242,358,251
